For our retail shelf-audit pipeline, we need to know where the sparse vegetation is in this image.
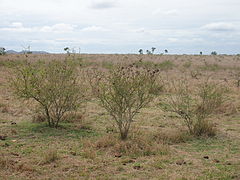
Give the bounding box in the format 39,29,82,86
0,54,239,179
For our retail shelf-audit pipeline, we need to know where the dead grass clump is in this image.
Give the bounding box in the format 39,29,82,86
15,163,36,172
0,155,15,170
215,101,238,116
193,120,217,137
113,136,169,157
95,134,118,149
32,113,46,123
93,134,169,157
62,111,87,126
40,149,59,164
0,103,10,113
81,148,97,160
154,129,191,144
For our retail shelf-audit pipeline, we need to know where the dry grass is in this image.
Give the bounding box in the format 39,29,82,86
0,54,240,179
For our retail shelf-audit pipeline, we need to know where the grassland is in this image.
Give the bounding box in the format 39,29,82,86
0,54,240,180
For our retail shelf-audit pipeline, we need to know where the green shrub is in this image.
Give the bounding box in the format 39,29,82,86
12,60,85,128
90,64,158,140
163,80,226,136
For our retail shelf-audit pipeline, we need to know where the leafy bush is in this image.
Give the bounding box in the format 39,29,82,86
12,60,85,128
163,80,226,136
90,64,158,140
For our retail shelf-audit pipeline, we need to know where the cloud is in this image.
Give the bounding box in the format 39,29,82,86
152,9,178,16
40,23,75,33
90,0,116,9
167,38,178,42
0,22,33,32
81,26,109,32
202,22,236,31
130,28,146,33
0,23,75,33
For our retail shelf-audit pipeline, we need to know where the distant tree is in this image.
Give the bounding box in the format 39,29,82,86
164,49,168,54
151,47,156,54
138,49,143,54
146,50,152,55
64,47,70,55
200,52,203,55
0,47,6,55
211,51,217,55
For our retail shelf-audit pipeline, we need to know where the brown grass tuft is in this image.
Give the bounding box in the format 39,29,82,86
40,149,59,164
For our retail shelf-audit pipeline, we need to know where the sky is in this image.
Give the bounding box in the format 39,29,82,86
0,0,240,54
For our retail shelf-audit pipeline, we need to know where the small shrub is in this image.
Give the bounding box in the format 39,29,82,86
162,80,226,136
90,64,158,140
11,60,86,128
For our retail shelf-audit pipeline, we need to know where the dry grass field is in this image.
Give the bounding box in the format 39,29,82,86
0,54,240,180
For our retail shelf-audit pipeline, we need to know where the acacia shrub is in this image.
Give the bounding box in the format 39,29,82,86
12,59,85,128
90,64,158,140
163,79,226,136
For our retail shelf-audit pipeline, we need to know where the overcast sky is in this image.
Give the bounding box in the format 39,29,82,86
0,0,239,54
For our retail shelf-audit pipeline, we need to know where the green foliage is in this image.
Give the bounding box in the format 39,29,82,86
11,60,85,128
90,64,158,140
163,80,226,136
64,47,70,55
